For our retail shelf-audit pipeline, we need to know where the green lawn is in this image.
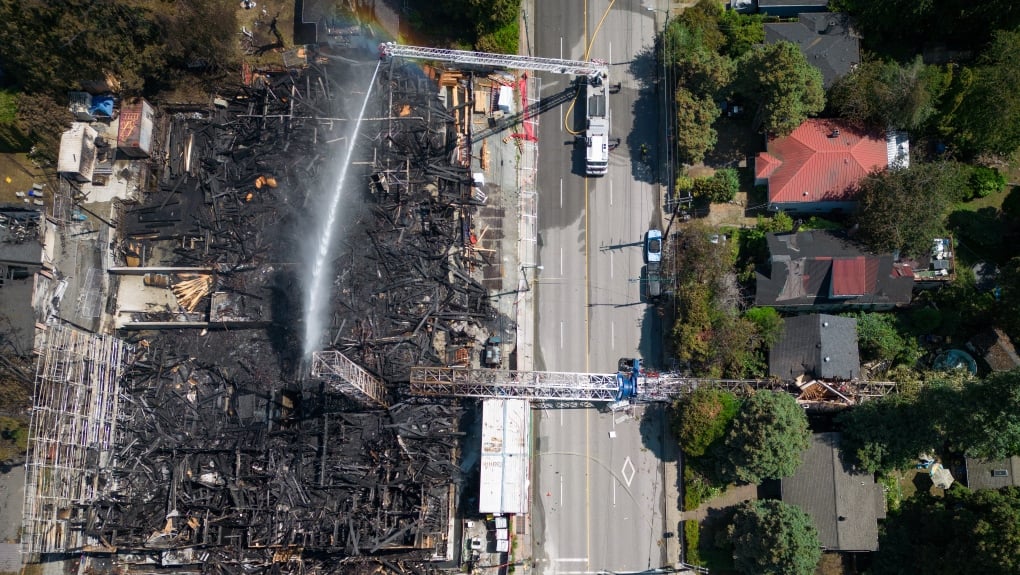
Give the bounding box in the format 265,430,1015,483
946,187,1013,266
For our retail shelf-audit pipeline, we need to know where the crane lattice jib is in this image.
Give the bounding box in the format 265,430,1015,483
410,366,620,401
380,42,609,79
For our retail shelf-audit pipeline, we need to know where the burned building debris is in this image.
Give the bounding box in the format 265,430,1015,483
22,30,527,575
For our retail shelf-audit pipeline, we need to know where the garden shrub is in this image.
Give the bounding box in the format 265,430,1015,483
968,165,1006,198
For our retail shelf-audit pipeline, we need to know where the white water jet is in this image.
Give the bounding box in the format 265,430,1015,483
303,60,381,356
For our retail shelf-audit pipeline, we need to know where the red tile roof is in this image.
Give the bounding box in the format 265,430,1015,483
758,120,888,204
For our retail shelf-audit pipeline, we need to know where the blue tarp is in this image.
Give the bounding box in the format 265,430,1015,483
89,96,115,117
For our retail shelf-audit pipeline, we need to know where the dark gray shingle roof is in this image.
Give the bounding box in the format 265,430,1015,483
755,231,914,310
965,456,1020,490
770,314,860,380
764,13,860,88
781,432,883,551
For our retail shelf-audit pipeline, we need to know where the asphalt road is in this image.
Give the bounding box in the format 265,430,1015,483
530,1,668,573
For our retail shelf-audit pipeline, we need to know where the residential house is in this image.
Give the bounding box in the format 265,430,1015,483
781,432,885,552
770,314,860,381
0,207,44,357
764,12,859,88
756,231,915,311
756,119,909,213
965,456,1020,490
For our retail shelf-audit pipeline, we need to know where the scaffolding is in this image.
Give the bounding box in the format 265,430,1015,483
21,323,133,556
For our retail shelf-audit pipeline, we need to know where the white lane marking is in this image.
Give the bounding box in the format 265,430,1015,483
559,474,564,504
613,478,617,506
560,37,563,59
609,42,612,67
611,320,615,349
560,408,564,427
560,321,564,349
560,178,563,208
555,559,590,563
609,179,613,206
610,251,614,279
560,247,564,275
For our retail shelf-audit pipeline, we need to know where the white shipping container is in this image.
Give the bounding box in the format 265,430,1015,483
57,123,98,182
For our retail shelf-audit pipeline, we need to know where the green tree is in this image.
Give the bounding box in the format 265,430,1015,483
676,0,725,53
948,29,1020,155
674,88,720,164
837,370,1020,473
718,10,764,59
837,391,943,473
718,391,811,483
0,0,237,97
832,0,1020,55
692,168,739,203
737,41,825,135
846,312,906,363
855,161,971,257
672,31,735,97
968,166,1007,199
828,56,947,131
727,500,822,575
672,388,740,457
673,282,713,367
952,369,1020,461
744,307,783,347
872,486,1020,575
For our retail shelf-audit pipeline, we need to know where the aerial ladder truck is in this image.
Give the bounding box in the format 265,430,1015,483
378,42,611,177
311,350,896,408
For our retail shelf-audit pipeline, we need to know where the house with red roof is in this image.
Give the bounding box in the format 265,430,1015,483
756,119,909,213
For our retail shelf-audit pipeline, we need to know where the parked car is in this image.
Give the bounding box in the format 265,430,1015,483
645,229,663,263
646,263,662,300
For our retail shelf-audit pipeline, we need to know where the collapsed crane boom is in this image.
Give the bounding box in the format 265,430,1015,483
379,42,609,79
408,360,898,404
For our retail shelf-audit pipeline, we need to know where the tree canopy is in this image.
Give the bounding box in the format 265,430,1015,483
946,30,1020,156
0,0,238,96
671,388,739,458
854,161,970,257
872,486,1020,575
737,41,825,135
828,56,948,131
674,88,719,164
727,500,822,575
717,391,810,483
839,369,1020,473
832,0,1020,55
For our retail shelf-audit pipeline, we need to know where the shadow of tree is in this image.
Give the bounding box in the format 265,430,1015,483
626,45,665,185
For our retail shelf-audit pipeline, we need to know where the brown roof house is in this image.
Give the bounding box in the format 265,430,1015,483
756,231,915,312
770,314,860,381
781,432,885,552
967,328,1020,373
965,456,1020,490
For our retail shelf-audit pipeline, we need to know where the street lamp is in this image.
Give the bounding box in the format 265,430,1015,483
520,265,543,292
